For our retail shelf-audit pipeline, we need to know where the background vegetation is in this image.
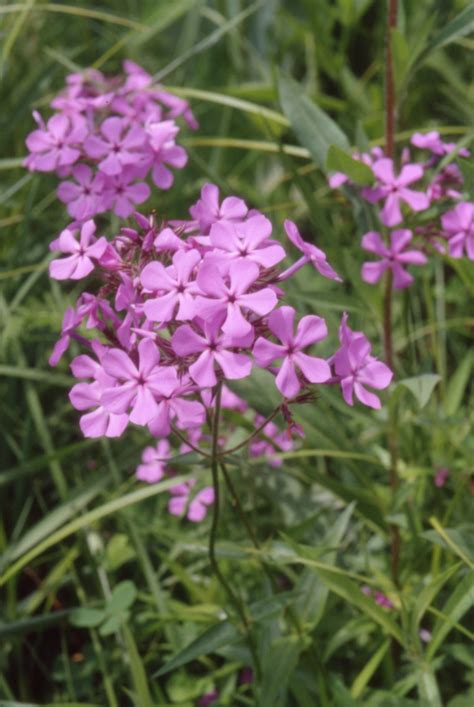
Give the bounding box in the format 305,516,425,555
0,1,473,705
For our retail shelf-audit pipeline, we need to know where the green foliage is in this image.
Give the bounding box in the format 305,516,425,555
0,0,473,705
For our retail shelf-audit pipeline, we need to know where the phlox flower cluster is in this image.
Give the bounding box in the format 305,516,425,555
328,131,472,288
46,185,392,520
24,61,196,220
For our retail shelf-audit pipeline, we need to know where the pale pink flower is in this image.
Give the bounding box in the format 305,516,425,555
102,168,150,218
367,158,429,226
196,260,277,337
189,183,248,234
282,220,341,282
253,306,330,398
24,113,86,172
141,249,201,323
49,220,108,280
207,214,286,269
57,164,107,220
332,313,392,409
361,230,427,289
172,313,253,387
136,439,170,483
84,116,146,175
441,202,474,259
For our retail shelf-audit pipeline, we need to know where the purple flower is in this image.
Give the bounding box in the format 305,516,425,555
172,314,253,387
411,131,470,158
282,220,342,282
103,168,150,218
24,113,86,172
441,201,474,259
136,439,171,483
101,338,176,426
141,249,201,323
253,306,330,398
196,260,277,337
367,158,429,226
332,313,392,409
49,220,108,280
196,689,219,706
57,164,106,220
189,183,248,234
49,306,80,366
147,371,206,438
69,348,129,438
142,120,188,189
208,214,286,269
169,482,215,522
434,467,449,488
84,116,146,176
361,230,427,289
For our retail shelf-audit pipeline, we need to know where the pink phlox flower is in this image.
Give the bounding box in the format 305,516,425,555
207,213,286,269
367,158,429,226
57,164,107,221
361,586,393,609
168,480,215,522
253,305,330,398
141,248,202,322
434,467,449,488
361,229,427,289
49,220,108,280
196,260,277,337
189,183,248,235
69,345,128,438
411,131,470,158
84,116,146,176
172,313,253,388
441,201,474,259
24,112,86,172
136,439,171,483
77,292,119,330
147,370,206,437
283,220,342,282
332,313,393,409
154,226,184,253
102,168,150,218
101,338,176,425
143,119,188,189
49,306,81,367
153,88,199,130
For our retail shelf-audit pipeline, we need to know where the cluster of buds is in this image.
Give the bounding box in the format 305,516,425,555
329,132,473,288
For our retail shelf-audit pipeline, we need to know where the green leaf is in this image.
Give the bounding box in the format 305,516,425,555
122,625,154,707
427,570,474,659
351,639,390,698
326,145,373,185
69,608,105,629
417,665,442,707
422,4,474,59
411,564,461,639
423,522,474,568
444,351,473,416
259,636,301,707
279,75,349,168
107,581,137,614
155,620,240,677
397,374,441,408
99,615,123,637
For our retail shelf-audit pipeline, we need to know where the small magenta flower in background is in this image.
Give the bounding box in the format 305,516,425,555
434,467,450,488
365,158,429,226
361,229,428,289
441,201,474,260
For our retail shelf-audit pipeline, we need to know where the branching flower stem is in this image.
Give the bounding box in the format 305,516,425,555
208,381,261,680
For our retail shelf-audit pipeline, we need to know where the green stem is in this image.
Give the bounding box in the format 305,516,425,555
208,382,261,680
220,405,281,457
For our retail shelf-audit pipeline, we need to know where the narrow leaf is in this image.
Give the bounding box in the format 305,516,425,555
326,145,374,184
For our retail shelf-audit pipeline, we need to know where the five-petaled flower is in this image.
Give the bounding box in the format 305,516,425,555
361,229,427,289
367,158,429,226
441,202,474,260
253,305,331,398
49,220,108,280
